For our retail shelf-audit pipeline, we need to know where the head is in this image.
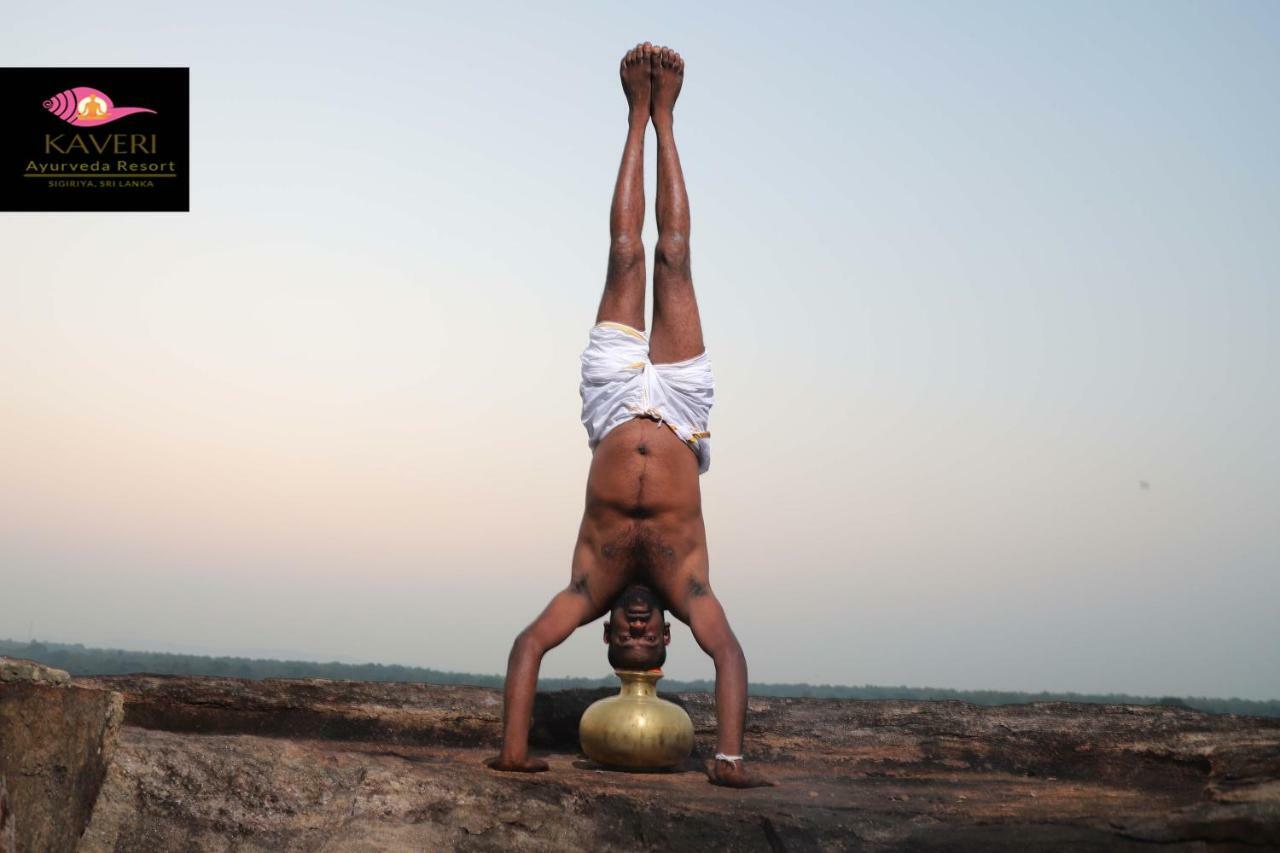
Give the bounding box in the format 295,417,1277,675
603,584,671,671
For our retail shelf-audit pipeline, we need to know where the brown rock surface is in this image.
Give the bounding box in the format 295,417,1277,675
59,674,1280,850
0,658,71,688
0,667,123,853
1,773,15,853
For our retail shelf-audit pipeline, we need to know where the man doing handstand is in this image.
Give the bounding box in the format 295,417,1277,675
486,42,771,788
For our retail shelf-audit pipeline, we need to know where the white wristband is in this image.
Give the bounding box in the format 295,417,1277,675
714,753,744,765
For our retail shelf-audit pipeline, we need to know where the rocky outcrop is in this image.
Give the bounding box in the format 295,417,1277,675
60,673,1280,850
0,660,70,688
1,664,1277,850
0,659,123,853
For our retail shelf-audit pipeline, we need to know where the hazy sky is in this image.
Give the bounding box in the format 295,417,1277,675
2,1,1276,700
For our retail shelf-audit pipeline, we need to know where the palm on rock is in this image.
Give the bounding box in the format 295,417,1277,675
485,754,549,773
706,758,776,788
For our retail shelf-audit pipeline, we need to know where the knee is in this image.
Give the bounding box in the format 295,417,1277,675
655,233,689,269
608,236,645,272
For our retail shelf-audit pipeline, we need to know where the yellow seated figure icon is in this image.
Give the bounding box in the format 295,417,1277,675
78,96,108,121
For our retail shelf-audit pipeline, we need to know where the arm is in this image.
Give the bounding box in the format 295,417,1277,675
686,588,774,787
686,590,747,755
486,585,598,772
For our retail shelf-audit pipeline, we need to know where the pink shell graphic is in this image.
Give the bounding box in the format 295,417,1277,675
42,86,156,127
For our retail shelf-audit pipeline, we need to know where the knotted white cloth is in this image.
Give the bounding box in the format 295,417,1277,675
579,321,715,475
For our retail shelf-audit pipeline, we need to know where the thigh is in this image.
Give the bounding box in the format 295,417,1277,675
595,243,647,332
649,271,704,364
595,292,646,333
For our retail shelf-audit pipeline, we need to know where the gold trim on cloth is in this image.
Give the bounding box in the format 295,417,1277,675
595,321,647,341
662,424,712,446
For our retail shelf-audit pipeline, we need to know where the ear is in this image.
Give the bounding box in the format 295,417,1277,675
662,621,672,646
602,620,612,644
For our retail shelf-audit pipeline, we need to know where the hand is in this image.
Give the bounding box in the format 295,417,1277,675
704,757,776,788
485,754,550,773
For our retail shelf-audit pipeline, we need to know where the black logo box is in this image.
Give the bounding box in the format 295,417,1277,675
0,67,188,212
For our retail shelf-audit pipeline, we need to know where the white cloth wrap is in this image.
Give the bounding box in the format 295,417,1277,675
579,322,714,475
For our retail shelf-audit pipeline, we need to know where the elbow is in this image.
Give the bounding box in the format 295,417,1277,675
510,629,546,662
712,637,745,670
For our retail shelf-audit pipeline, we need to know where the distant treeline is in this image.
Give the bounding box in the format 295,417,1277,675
4,638,1277,719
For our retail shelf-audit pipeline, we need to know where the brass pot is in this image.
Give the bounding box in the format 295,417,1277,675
579,669,694,769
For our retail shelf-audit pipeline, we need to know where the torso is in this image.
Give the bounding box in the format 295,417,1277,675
575,416,707,620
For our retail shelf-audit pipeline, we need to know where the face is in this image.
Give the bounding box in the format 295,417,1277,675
603,584,671,670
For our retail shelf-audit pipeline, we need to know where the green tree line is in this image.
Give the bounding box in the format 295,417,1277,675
4,638,1276,718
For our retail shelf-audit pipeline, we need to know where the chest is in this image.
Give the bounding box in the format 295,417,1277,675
597,523,681,583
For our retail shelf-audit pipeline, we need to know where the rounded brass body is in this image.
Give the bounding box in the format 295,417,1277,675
579,669,694,769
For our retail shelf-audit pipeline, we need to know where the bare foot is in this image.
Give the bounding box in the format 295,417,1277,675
704,757,776,788
485,754,549,773
619,42,654,120
651,45,684,123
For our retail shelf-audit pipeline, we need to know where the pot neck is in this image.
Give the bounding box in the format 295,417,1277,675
614,668,663,698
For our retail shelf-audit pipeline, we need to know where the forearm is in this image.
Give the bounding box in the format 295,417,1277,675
711,641,748,755
498,633,543,760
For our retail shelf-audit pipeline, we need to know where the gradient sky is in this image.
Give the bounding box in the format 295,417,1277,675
2,1,1277,700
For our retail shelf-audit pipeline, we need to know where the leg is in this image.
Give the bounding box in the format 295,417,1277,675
594,43,656,331
648,46,705,365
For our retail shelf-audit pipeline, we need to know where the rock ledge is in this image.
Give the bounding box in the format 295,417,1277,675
2,668,1277,851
